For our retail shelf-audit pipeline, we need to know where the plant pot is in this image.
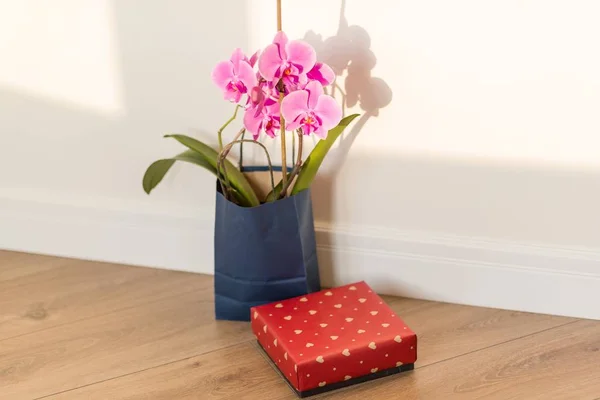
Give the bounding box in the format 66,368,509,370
214,181,321,321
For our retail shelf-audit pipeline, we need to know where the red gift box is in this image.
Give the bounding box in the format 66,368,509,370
251,281,417,397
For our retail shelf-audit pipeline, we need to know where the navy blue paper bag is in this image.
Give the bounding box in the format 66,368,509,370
214,183,321,321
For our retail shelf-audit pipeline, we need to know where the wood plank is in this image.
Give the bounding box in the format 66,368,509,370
316,320,600,400
48,343,290,400
386,297,575,366
0,253,209,340
0,290,252,399
45,299,578,400
0,250,71,282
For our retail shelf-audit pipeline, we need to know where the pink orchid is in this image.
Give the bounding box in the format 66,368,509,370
307,62,335,86
244,101,281,140
249,50,260,67
248,86,266,111
246,79,279,116
281,81,342,139
258,32,316,89
212,48,256,103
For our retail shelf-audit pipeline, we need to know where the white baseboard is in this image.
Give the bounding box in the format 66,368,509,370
1,195,599,320
315,223,600,320
0,194,214,274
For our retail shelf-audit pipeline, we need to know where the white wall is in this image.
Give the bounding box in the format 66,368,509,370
1,1,599,319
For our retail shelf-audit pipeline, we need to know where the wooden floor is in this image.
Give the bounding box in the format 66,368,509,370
1,251,599,400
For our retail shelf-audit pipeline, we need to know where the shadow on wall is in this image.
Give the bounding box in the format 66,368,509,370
301,0,393,270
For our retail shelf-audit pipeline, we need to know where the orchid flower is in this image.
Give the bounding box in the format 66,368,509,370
249,50,260,67
244,100,281,140
307,62,335,86
212,48,256,103
258,32,316,89
281,81,342,139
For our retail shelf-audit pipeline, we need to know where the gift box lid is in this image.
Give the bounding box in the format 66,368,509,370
251,281,417,397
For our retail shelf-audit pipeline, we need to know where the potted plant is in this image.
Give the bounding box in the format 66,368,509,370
142,1,358,321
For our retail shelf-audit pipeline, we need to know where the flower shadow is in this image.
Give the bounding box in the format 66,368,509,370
304,25,392,119
302,0,393,171
301,0,393,277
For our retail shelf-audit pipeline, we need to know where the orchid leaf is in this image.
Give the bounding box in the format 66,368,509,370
264,172,290,202
163,134,260,207
291,114,360,195
142,150,249,206
143,149,215,195
142,135,260,207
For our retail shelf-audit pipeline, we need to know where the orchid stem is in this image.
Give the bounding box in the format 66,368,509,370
279,130,303,198
291,125,296,166
277,0,282,31
216,127,245,201
279,94,287,190
238,130,245,169
217,105,241,152
276,0,286,191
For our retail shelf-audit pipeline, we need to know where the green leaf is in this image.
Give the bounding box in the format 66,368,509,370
291,114,360,195
264,172,290,203
142,149,250,206
164,134,260,207
143,150,215,194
